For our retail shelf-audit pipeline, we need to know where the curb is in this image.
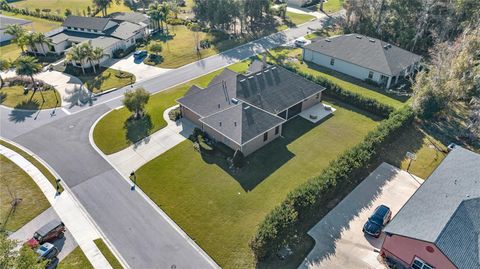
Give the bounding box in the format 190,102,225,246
89,111,221,269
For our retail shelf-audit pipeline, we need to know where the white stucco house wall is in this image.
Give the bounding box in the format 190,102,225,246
303,34,422,88
0,15,32,42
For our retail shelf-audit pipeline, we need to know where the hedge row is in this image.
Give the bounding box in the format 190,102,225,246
282,63,394,118
0,1,65,22
249,106,414,260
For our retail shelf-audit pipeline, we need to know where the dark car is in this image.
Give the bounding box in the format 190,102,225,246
27,220,65,248
363,205,392,237
133,50,147,59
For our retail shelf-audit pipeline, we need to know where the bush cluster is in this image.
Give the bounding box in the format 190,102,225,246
168,107,182,121
0,1,64,22
112,45,137,59
249,106,414,259
282,64,394,118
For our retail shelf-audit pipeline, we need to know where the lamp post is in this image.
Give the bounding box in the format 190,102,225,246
55,178,61,195
130,171,136,190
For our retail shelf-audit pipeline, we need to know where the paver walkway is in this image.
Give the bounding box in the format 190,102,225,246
0,143,113,269
106,105,195,176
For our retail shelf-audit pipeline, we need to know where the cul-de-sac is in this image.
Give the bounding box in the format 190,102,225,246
0,0,479,268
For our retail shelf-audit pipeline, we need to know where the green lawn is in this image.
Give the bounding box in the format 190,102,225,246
135,100,380,269
0,86,61,110
93,62,249,154
0,155,50,232
57,246,93,269
286,11,315,26
93,239,123,269
322,0,344,13
268,48,409,109
0,43,22,62
8,0,131,16
82,68,135,94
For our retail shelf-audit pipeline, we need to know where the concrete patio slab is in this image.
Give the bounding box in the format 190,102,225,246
299,103,336,123
300,163,422,269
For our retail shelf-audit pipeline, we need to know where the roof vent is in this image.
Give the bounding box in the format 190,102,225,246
383,44,392,49
244,105,251,110
325,38,331,42
248,76,254,79
234,122,237,127
271,66,277,70
219,122,222,126
356,35,362,39
231,98,239,104
369,39,375,42
239,79,246,82
218,104,221,108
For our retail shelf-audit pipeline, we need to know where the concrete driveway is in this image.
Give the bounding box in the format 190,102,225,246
300,163,422,269
101,53,171,82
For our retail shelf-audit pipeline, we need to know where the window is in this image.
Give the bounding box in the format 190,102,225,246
330,58,335,66
67,26,72,30
411,258,434,269
275,126,280,135
316,93,320,99
73,27,78,30
368,71,374,79
263,132,268,142
79,28,84,31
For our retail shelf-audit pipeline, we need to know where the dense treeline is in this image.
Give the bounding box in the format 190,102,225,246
342,0,480,54
250,106,415,259
193,0,273,34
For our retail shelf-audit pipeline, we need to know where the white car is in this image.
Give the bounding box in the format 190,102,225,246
294,39,308,47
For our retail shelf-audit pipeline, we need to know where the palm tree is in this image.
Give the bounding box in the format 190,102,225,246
148,2,163,32
93,0,120,17
90,47,105,74
34,33,53,55
159,2,170,34
24,32,38,56
66,44,88,75
5,24,27,53
15,56,43,101
0,59,11,87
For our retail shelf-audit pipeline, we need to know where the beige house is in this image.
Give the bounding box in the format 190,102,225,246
177,61,326,156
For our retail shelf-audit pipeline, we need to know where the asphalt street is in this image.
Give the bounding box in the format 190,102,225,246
0,15,335,269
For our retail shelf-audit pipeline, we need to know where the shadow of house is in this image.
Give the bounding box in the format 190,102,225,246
200,116,332,191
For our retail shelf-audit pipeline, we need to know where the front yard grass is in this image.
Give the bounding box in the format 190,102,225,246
135,99,381,269
0,85,61,110
8,0,131,17
0,155,50,232
321,0,344,14
93,62,249,154
0,42,22,62
57,246,93,269
286,11,315,26
82,68,135,94
93,239,123,269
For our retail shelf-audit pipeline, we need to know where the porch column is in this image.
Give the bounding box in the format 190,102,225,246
386,76,392,89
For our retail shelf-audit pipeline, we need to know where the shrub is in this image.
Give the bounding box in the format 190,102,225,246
112,45,136,59
198,134,213,153
168,107,182,121
250,107,414,260
281,64,394,118
232,150,245,168
166,17,186,25
364,78,380,87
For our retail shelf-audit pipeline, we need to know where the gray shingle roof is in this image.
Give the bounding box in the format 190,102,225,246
384,147,480,269
200,102,285,145
109,12,149,25
236,66,325,114
304,34,422,76
49,30,98,44
105,21,143,40
0,15,31,30
89,36,120,49
62,16,113,31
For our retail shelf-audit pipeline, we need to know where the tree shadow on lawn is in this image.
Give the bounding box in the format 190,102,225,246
303,61,411,103
0,92,6,104
124,114,153,147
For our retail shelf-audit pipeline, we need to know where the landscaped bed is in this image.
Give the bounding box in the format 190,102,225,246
0,85,61,110
82,68,135,94
0,155,50,232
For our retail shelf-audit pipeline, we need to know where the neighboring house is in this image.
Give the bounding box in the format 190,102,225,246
27,14,150,65
109,12,157,34
177,61,326,156
0,15,32,42
381,146,480,269
303,34,422,88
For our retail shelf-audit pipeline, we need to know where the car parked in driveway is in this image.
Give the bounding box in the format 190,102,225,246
36,242,59,262
133,50,148,59
27,220,65,248
363,204,392,237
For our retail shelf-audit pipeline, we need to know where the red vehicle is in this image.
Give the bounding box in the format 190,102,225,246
27,220,65,248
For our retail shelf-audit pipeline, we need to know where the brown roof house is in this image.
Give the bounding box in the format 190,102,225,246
177,61,327,156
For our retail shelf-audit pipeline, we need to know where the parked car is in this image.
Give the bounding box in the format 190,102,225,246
294,39,308,47
36,242,59,262
133,50,148,59
447,142,457,152
363,205,392,237
27,220,65,248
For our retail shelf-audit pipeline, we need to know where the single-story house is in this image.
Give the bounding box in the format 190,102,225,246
0,15,32,42
27,14,150,66
177,61,326,156
303,34,422,88
381,146,480,269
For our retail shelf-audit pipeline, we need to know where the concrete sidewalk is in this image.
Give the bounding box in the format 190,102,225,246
107,105,195,176
0,144,113,269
